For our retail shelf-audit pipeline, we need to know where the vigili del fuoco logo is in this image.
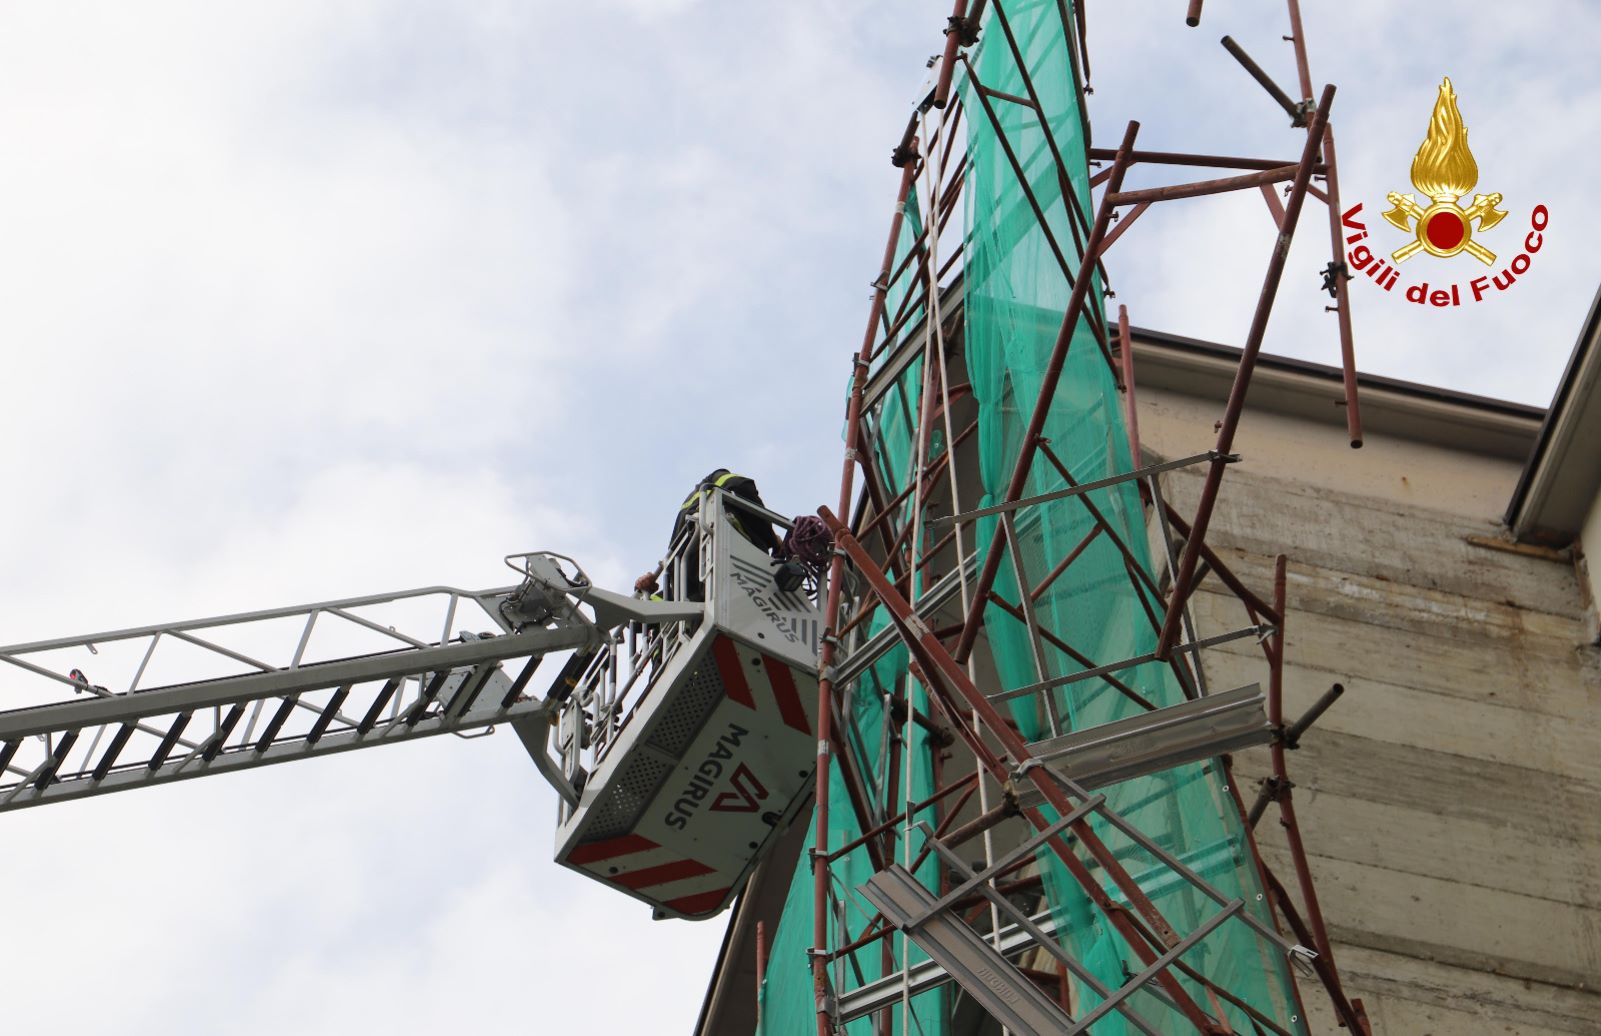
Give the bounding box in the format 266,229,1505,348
1340,77,1548,307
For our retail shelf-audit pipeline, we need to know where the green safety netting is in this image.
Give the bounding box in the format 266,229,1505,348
758,191,948,1036
760,3,1303,1033
960,4,1302,1032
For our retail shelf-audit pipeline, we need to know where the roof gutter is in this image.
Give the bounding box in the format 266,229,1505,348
1504,282,1601,542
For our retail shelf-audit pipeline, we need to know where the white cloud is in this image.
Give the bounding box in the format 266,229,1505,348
0,0,951,1026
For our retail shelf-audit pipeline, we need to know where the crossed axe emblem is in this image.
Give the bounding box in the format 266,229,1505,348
1383,190,1508,265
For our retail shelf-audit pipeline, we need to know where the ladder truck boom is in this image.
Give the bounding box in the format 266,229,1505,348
0,494,826,923
0,553,607,812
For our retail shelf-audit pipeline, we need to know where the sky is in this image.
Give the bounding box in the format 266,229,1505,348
0,2,1595,1033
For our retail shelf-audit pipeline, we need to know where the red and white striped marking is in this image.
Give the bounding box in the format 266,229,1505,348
562,636,817,919
710,636,812,735
566,833,733,918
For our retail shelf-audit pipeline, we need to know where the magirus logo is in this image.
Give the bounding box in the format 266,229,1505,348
1340,77,1547,307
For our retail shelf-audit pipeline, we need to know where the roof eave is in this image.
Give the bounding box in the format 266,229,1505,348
1504,282,1601,544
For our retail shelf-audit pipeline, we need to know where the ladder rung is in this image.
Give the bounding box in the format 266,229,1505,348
93,723,137,781
404,670,452,728
147,713,191,771
202,705,247,762
35,730,80,789
255,696,299,752
306,687,350,745
357,679,401,734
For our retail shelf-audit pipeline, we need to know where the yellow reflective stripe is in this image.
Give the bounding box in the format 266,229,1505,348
680,472,744,510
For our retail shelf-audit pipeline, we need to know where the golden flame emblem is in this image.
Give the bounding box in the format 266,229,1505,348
1382,78,1507,265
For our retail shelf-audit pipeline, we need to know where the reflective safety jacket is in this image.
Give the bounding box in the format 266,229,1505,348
670,469,780,556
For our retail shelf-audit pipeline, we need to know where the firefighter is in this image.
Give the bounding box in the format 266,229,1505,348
635,469,779,601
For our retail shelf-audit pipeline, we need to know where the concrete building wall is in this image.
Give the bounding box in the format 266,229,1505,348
1135,336,1601,1035
1578,492,1601,642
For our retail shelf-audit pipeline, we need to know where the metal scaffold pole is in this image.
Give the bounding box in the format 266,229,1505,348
784,2,1374,1033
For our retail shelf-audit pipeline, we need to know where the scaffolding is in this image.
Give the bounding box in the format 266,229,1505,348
758,1,1372,1033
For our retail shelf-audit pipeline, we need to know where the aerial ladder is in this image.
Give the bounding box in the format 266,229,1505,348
0,490,824,922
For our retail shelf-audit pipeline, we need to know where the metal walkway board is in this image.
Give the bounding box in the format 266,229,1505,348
859,864,1076,1036
835,904,1061,1023
1021,682,1270,795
